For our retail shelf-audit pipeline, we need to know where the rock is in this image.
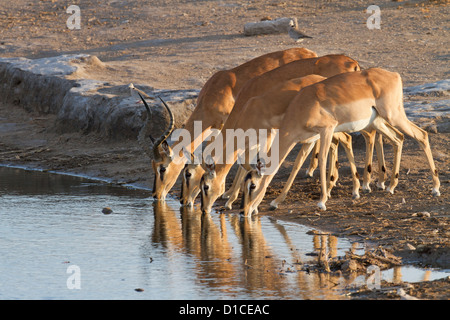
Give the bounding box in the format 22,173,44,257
397,288,419,300
244,17,295,36
404,243,416,251
0,54,199,140
341,259,358,272
412,211,431,218
403,79,450,97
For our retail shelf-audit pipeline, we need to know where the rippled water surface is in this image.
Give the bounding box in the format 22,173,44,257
0,167,448,300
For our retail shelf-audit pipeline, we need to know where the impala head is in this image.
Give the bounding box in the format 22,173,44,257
180,150,204,207
314,55,361,77
240,158,265,216
199,157,225,214
137,93,177,200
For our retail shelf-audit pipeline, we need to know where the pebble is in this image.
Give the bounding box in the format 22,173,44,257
102,207,113,214
404,243,416,251
412,211,431,218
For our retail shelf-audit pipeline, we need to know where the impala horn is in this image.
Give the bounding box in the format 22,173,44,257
137,93,175,162
153,96,175,160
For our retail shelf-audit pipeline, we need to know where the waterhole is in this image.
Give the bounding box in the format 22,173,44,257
0,166,448,299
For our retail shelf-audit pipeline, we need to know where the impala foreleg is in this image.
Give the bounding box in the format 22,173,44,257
222,166,245,199
318,127,337,210
328,132,361,200
269,141,317,210
359,130,387,192
372,118,404,194
360,130,375,192
224,166,248,209
305,140,320,178
326,135,340,197
374,132,387,190
393,119,440,196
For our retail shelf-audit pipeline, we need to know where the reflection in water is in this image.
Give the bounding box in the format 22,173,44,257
151,202,288,298
145,201,448,300
0,166,448,300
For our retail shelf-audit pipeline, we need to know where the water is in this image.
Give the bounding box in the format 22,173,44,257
0,166,448,300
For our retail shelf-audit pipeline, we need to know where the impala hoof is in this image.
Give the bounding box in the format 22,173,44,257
432,188,441,197
317,202,327,211
377,181,386,190
269,200,278,210
386,186,395,194
304,171,314,179
362,184,372,193
352,193,360,200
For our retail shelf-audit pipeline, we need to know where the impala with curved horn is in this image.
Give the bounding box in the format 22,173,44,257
138,48,318,201
240,68,441,215
137,93,175,197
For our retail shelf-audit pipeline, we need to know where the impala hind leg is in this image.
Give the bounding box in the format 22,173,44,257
392,119,440,196
269,142,316,210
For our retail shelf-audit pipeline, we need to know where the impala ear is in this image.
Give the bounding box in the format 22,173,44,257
237,153,252,171
345,60,360,72
160,140,173,159
255,157,265,177
204,155,216,175
182,148,200,166
182,147,193,163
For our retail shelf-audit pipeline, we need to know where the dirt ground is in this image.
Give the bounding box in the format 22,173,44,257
0,0,449,300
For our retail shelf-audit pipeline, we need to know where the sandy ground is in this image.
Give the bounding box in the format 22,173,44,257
1,0,449,300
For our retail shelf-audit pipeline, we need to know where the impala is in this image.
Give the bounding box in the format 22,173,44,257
181,55,363,209
240,68,440,215
138,48,318,201
197,75,387,214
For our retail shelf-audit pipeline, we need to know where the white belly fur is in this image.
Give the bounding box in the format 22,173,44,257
335,108,377,133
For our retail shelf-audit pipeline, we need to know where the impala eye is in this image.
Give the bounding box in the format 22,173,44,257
250,183,256,190
203,185,209,191
159,166,166,181
185,171,192,178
